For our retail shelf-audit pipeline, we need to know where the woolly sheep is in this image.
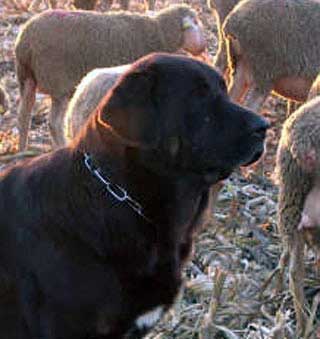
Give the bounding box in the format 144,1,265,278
207,0,240,76
15,5,206,150
64,65,129,140
276,94,320,335
224,0,320,112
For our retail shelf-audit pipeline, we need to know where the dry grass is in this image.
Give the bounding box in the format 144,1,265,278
0,0,75,14
1,0,32,13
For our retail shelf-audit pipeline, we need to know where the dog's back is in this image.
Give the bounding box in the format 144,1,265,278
0,150,71,269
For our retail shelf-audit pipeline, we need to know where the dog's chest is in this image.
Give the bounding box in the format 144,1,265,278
129,248,183,323
95,269,178,337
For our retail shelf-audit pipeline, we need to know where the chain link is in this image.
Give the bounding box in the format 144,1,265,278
84,153,152,223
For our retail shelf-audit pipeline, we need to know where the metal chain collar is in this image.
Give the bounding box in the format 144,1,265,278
83,153,152,224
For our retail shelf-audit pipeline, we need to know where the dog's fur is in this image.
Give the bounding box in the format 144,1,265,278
0,53,268,338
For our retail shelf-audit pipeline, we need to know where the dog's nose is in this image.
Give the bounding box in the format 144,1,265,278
248,115,270,139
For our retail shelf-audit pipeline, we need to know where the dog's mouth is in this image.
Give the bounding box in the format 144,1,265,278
186,143,265,184
241,146,265,167
202,149,264,183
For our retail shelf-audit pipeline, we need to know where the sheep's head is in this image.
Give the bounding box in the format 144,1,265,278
181,14,206,56
156,5,207,56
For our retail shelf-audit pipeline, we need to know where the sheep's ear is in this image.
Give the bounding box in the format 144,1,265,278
98,69,160,148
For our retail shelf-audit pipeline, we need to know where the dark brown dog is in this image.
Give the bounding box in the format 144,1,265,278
0,53,268,339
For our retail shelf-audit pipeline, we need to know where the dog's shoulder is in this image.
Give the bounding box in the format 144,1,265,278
1,148,71,184
0,149,73,215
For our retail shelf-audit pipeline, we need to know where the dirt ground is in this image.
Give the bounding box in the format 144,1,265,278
0,0,319,338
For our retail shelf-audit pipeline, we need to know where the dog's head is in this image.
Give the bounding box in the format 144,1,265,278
98,53,269,184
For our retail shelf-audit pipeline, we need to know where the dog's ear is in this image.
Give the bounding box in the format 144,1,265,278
98,68,160,148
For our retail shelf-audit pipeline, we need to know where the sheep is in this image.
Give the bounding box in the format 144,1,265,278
66,50,209,140
0,86,9,115
15,5,206,150
276,95,320,336
66,49,215,141
207,0,240,77
64,65,129,140
223,0,320,112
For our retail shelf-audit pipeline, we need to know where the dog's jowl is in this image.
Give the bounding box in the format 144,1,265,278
0,53,268,338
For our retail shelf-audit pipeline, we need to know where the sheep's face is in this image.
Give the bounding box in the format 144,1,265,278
181,15,207,56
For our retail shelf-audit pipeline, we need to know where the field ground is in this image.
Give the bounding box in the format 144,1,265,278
0,0,319,338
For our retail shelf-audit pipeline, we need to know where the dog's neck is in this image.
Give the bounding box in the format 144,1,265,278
78,114,210,204
71,114,213,259
74,114,128,175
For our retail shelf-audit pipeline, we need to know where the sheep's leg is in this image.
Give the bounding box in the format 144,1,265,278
276,243,289,293
228,60,248,104
242,86,269,113
289,235,307,336
259,244,289,298
18,78,36,151
49,97,69,149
